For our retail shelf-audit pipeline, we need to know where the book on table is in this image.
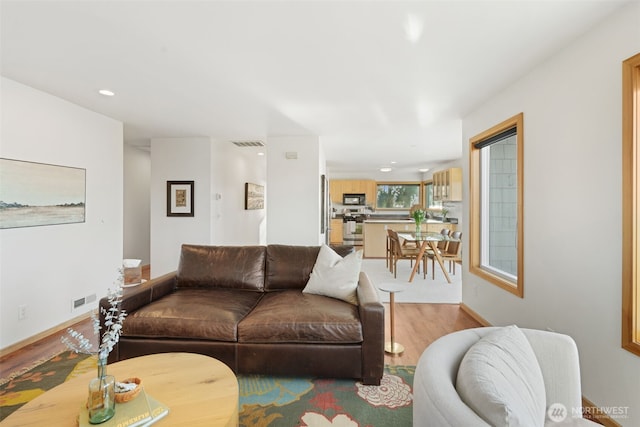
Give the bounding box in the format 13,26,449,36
78,387,169,427
142,393,169,426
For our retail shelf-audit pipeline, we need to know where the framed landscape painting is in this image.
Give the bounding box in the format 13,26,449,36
0,158,86,229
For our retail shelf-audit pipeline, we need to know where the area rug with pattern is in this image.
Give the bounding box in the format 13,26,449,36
1,351,414,426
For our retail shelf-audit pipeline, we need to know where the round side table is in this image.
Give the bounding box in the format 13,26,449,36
378,282,409,355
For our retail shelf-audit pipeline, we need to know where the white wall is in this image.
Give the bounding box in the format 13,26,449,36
150,138,211,276
0,77,123,349
150,138,268,276
123,145,150,265
267,136,323,245
210,141,267,245
461,3,640,424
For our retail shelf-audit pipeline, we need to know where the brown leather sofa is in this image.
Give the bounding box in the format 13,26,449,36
102,244,385,385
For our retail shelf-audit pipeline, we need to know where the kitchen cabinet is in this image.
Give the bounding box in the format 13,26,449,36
330,181,343,204
330,179,376,205
330,219,343,244
425,223,457,233
363,222,392,258
364,181,376,207
433,168,462,201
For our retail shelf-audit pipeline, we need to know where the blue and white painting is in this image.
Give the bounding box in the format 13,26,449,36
0,158,86,229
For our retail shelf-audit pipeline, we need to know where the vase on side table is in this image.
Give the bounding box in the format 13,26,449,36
87,356,116,424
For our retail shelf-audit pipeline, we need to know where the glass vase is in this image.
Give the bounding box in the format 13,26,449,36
415,223,422,235
87,356,116,424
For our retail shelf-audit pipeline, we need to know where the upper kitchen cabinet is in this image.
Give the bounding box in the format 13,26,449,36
433,168,462,201
363,180,376,206
330,180,376,205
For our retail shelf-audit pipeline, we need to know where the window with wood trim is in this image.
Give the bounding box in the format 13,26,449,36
622,52,640,356
469,113,524,297
376,183,420,209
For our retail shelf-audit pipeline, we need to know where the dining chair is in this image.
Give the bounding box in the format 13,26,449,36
442,238,462,275
427,232,462,277
386,228,395,272
436,228,450,252
388,229,427,279
425,231,460,279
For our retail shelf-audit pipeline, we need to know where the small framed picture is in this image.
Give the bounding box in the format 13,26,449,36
245,182,264,210
167,181,194,217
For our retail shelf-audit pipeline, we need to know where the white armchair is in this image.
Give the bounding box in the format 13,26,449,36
413,327,599,427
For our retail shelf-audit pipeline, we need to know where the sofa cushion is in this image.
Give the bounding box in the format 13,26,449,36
177,244,265,291
302,245,362,305
265,245,355,291
456,325,546,427
238,290,363,343
122,289,262,341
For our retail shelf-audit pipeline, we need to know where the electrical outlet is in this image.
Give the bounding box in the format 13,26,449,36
18,305,27,320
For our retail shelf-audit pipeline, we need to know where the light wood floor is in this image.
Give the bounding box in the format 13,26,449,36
383,302,481,365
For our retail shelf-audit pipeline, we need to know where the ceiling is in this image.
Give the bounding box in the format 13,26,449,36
0,1,628,175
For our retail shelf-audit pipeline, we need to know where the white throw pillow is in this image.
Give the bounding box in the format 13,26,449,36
456,325,547,427
302,245,363,305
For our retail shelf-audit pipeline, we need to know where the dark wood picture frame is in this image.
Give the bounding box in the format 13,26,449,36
167,181,194,217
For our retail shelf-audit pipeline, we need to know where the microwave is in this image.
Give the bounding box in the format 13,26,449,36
343,193,366,206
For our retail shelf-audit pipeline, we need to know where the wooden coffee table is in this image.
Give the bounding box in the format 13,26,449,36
1,353,238,427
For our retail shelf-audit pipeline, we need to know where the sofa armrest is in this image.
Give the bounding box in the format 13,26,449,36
101,272,176,363
119,271,177,314
522,329,583,414
413,328,493,427
357,271,385,385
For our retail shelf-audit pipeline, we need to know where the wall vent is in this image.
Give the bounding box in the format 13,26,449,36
72,297,85,310
231,140,264,147
71,293,97,312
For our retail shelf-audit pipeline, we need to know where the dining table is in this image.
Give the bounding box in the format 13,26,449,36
397,231,458,284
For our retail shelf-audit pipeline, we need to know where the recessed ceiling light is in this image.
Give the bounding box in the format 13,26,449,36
390,161,397,164
380,167,392,172
98,89,115,97
419,168,429,172
257,152,265,156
